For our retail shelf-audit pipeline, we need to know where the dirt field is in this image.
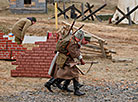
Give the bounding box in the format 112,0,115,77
0,0,138,97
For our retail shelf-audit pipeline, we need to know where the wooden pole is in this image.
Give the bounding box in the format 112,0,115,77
82,4,107,21
55,2,58,29
115,5,138,25
63,2,66,19
98,40,106,58
76,5,94,19
45,0,48,13
86,2,94,21
127,7,132,25
116,6,135,24
81,3,84,20
62,21,106,42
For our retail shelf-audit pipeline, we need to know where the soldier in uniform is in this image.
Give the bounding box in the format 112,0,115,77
54,30,86,96
44,29,85,94
12,17,36,44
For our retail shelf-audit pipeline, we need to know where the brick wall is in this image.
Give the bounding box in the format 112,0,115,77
11,34,57,78
0,32,26,59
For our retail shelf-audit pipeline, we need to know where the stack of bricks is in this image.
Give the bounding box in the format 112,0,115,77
11,35,57,78
0,32,26,59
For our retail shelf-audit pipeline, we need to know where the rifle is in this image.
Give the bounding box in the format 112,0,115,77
72,24,84,35
70,61,98,67
66,19,76,36
72,61,98,75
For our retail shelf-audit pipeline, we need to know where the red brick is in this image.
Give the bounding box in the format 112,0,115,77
0,38,8,42
11,73,19,77
0,32,4,36
32,47,41,51
39,45,49,48
31,73,41,77
40,74,51,78
11,36,57,78
0,50,11,59
16,67,25,71
0,42,7,50
35,42,46,45
24,68,34,71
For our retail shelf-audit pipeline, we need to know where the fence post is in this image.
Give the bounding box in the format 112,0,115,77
45,0,48,13
63,2,67,19
55,2,58,29
127,7,132,25
81,3,84,20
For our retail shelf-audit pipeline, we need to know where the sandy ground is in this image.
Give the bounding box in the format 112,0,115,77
0,0,138,96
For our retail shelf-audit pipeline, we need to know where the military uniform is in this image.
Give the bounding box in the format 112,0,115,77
12,18,32,44
54,30,85,96
45,30,85,96
54,38,81,80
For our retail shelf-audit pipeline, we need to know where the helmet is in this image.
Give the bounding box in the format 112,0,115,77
74,30,84,40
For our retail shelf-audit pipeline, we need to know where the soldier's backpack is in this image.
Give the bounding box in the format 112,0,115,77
56,35,72,55
56,35,72,68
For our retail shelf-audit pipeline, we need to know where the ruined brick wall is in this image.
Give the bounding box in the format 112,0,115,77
0,32,26,59
11,35,56,78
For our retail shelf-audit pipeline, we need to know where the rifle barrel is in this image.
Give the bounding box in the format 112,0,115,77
85,61,98,64
67,20,76,35
72,24,84,35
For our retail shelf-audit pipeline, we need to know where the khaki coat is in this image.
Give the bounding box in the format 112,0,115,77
12,18,32,40
54,39,81,80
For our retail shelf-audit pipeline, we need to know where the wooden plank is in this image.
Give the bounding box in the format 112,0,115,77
86,2,102,22
76,5,94,19
81,51,102,55
57,7,69,19
63,2,67,19
73,6,82,14
52,5,72,19
116,6,135,24
62,21,106,42
81,3,84,20
86,2,94,21
82,54,102,58
82,44,102,50
82,4,107,21
98,40,106,58
81,47,110,54
127,7,132,25
115,5,138,25
81,48,102,54
89,41,101,45
82,44,116,54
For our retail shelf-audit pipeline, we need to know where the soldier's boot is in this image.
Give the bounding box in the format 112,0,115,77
73,79,85,96
55,78,64,90
62,80,73,92
44,77,57,92
77,83,84,88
